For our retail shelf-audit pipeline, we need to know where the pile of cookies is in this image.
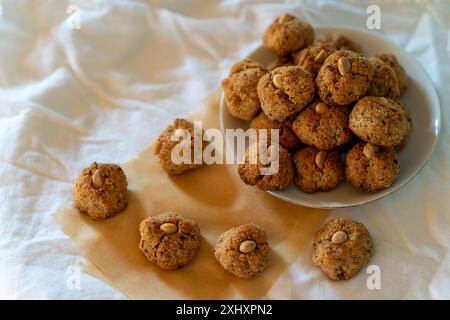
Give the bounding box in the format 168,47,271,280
222,13,411,193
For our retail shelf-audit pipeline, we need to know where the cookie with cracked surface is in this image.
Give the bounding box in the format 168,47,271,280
73,162,128,221
374,53,408,95
292,101,353,150
139,212,200,270
349,97,409,148
250,112,302,152
155,118,207,175
293,42,336,75
263,13,314,56
258,65,315,122
214,224,269,278
293,147,344,193
221,59,267,120
315,32,363,53
367,57,400,99
316,50,373,106
238,143,293,191
312,218,373,280
345,142,400,192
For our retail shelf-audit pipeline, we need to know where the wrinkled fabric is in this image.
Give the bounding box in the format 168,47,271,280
0,0,449,299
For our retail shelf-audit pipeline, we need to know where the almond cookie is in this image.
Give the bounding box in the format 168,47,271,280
238,143,293,191
155,118,207,175
316,50,373,106
139,212,200,270
250,112,302,152
292,42,336,75
266,55,295,71
292,101,353,150
222,59,267,120
367,57,400,99
73,162,128,221
263,13,314,56
349,97,409,148
215,224,269,278
315,32,363,53
257,65,315,121
293,147,345,193
374,53,408,95
345,142,400,192
396,101,412,150
312,218,373,280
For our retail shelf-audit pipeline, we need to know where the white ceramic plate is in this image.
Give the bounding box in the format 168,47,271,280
220,26,441,208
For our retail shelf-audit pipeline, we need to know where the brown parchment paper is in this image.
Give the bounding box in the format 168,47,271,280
54,91,330,299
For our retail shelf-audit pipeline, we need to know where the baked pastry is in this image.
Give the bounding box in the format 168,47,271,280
257,65,315,121
221,59,266,120
73,162,128,220
155,118,207,175
316,50,373,106
345,142,400,192
349,97,410,147
238,143,293,190
292,101,353,150
214,224,269,278
367,57,400,99
315,31,363,53
263,13,314,56
139,212,200,270
374,53,408,95
312,218,373,280
293,42,336,75
250,112,302,152
293,147,345,193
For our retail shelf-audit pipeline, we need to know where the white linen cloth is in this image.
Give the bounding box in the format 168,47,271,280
0,0,449,299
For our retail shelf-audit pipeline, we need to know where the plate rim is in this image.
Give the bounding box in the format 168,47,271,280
219,26,442,209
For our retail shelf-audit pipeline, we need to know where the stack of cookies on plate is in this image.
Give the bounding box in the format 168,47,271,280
222,13,411,193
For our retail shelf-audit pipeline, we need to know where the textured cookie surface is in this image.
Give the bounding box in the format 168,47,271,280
293,147,344,193
349,97,409,147
292,101,353,150
345,142,400,192
215,224,269,278
368,57,400,99
73,162,128,220
293,42,336,75
316,50,373,106
222,59,267,120
238,143,293,191
250,112,302,152
139,212,200,270
263,13,313,56
155,118,207,175
315,32,363,53
258,65,315,122
312,218,373,280
375,53,408,95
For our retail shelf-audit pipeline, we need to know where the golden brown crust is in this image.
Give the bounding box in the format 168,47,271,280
265,55,295,71
374,53,408,95
315,32,363,53
263,14,314,56
293,42,336,75
155,118,207,175
345,142,400,192
139,212,200,270
221,59,267,120
292,101,353,150
73,162,128,220
349,97,409,147
312,218,373,280
292,147,344,193
214,224,269,278
316,50,373,106
258,66,315,121
368,57,400,99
